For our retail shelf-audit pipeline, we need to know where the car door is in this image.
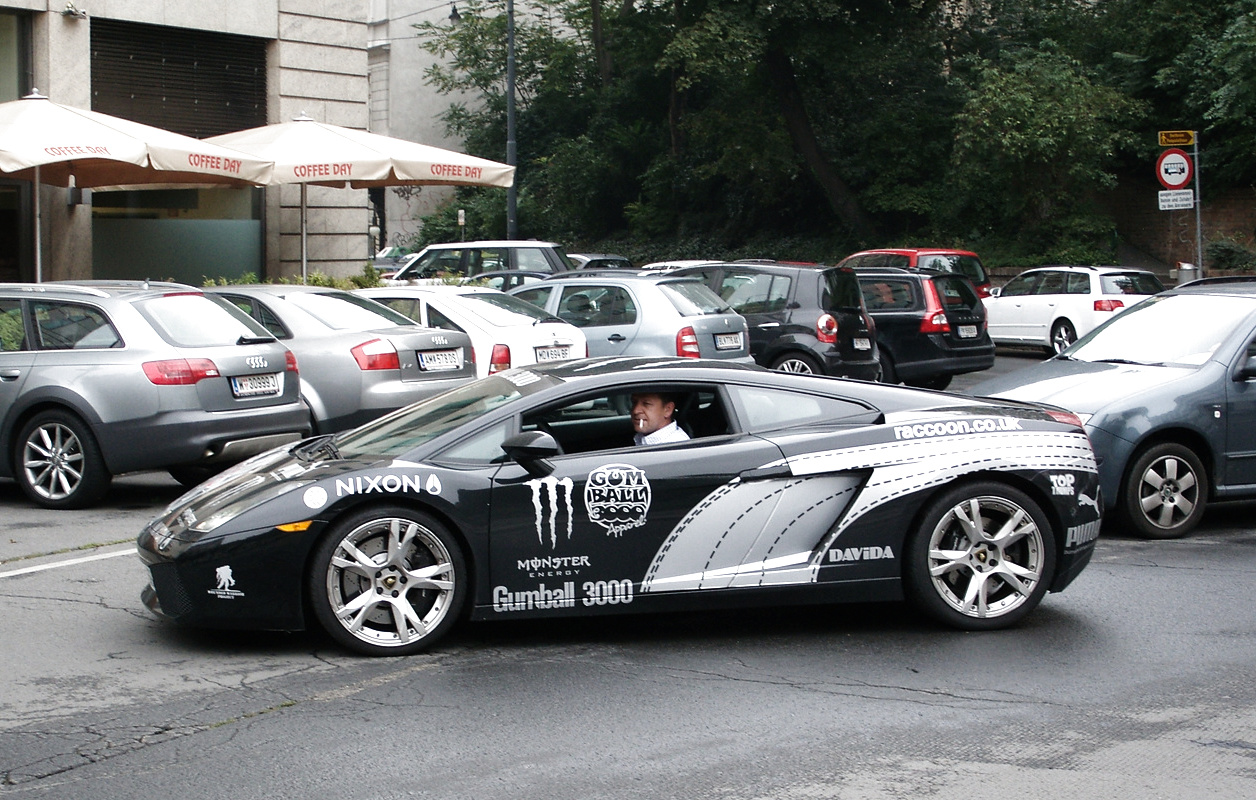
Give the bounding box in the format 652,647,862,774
986,272,1042,343
486,383,787,612
1023,270,1066,344
1225,332,1256,488
716,269,791,362
0,298,34,430
558,284,640,356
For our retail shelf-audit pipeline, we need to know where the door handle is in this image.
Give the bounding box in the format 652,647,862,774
0,369,20,381
607,333,626,342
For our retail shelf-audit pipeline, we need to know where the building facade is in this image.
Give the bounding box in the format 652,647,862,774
0,1,370,284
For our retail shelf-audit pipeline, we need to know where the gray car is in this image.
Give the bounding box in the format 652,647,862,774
509,274,754,362
0,281,310,508
207,285,477,433
969,277,1256,539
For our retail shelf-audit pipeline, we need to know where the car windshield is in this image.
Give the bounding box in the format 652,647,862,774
1100,272,1165,295
456,291,558,324
138,293,273,347
335,370,563,457
287,291,416,330
659,280,731,315
1068,293,1255,366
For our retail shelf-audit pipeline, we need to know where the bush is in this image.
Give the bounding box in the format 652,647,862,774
1206,238,1256,272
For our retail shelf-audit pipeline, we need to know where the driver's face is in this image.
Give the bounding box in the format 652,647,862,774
630,393,675,436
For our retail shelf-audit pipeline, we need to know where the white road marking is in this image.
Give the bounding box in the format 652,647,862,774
0,547,134,578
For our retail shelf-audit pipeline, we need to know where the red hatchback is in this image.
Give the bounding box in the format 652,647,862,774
837,248,993,298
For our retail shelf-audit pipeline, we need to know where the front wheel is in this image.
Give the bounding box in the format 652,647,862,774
1121,442,1207,539
15,410,111,509
904,481,1056,630
308,506,467,656
770,352,821,374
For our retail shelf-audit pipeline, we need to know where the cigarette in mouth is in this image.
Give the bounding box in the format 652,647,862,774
637,419,646,430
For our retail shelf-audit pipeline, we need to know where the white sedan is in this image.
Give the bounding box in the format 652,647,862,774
357,285,587,377
984,265,1164,354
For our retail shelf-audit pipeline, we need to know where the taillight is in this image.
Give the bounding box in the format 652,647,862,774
816,313,838,344
143,358,220,385
351,339,400,371
489,344,511,373
920,281,951,334
976,283,993,298
676,326,701,357
285,350,299,373
1094,298,1124,312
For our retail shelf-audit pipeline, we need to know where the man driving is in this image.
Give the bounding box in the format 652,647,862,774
631,392,690,445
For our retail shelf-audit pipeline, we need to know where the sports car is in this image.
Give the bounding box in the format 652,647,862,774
137,357,1101,656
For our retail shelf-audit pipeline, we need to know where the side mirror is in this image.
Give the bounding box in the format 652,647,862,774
501,430,560,477
989,286,1002,298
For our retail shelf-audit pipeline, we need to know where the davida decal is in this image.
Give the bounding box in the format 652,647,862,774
584,464,651,537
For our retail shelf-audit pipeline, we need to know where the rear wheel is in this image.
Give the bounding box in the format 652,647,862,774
1121,442,1207,539
1048,319,1077,355
905,374,952,391
308,506,467,656
904,481,1055,630
770,352,821,374
15,410,111,509
878,351,899,384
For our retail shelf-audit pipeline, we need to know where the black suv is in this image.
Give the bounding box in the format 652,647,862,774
668,261,880,380
855,267,994,390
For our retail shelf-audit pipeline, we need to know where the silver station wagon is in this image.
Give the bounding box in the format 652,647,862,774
0,281,311,508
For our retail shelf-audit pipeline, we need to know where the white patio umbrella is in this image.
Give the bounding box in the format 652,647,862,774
206,115,515,282
0,91,274,281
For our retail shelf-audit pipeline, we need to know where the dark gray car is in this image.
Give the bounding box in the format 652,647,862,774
0,281,310,508
969,277,1256,539
208,285,477,433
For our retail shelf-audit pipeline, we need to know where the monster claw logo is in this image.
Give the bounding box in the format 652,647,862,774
585,464,651,537
526,476,574,548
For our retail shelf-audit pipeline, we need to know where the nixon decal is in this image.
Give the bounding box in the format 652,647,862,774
493,582,577,612
828,546,895,563
892,417,1022,440
334,472,442,497
585,464,651,537
526,476,575,549
1066,520,1101,548
1050,473,1076,496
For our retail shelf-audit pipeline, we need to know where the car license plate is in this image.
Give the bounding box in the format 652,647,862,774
958,325,978,339
418,349,461,371
231,373,280,397
535,345,571,362
853,338,871,351
715,332,742,350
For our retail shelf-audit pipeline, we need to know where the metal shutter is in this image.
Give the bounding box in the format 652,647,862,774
90,18,266,138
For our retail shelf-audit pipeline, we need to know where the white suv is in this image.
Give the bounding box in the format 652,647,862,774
984,266,1165,354
382,240,575,284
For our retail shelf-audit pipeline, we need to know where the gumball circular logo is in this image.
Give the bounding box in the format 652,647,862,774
584,464,651,537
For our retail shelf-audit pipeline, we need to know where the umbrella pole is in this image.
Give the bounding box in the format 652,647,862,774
300,183,308,285
33,164,41,283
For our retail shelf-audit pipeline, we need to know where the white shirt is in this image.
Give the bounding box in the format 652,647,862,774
634,421,690,446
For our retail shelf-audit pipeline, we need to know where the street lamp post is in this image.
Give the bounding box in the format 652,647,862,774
505,0,518,239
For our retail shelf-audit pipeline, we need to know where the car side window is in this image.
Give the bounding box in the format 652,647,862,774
1036,271,1066,295
1065,273,1090,294
721,272,789,314
587,287,637,326
0,299,27,351
378,297,422,322
467,248,506,276
520,386,728,454
999,273,1040,297
514,248,552,272
226,297,289,339
31,302,121,350
513,286,554,311
727,385,874,432
426,305,465,333
861,280,914,310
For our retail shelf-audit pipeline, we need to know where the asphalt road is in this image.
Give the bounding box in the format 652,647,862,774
1,350,1254,799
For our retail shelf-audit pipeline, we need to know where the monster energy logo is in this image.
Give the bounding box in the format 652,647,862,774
526,476,574,549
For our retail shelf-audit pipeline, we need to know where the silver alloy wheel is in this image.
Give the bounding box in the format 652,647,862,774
773,357,816,374
324,516,458,650
925,494,1047,619
22,421,86,501
1136,452,1199,531
1050,320,1076,354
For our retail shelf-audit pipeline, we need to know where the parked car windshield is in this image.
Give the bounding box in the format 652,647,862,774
658,280,732,316
1068,294,1255,366
1100,272,1165,295
335,371,562,457
288,290,416,330
138,293,274,347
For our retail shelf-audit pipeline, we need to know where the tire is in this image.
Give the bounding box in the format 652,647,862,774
905,374,952,391
168,465,219,488
308,506,467,656
770,352,821,374
878,351,899,384
1048,319,1077,355
15,410,111,509
1121,442,1207,539
904,481,1056,630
